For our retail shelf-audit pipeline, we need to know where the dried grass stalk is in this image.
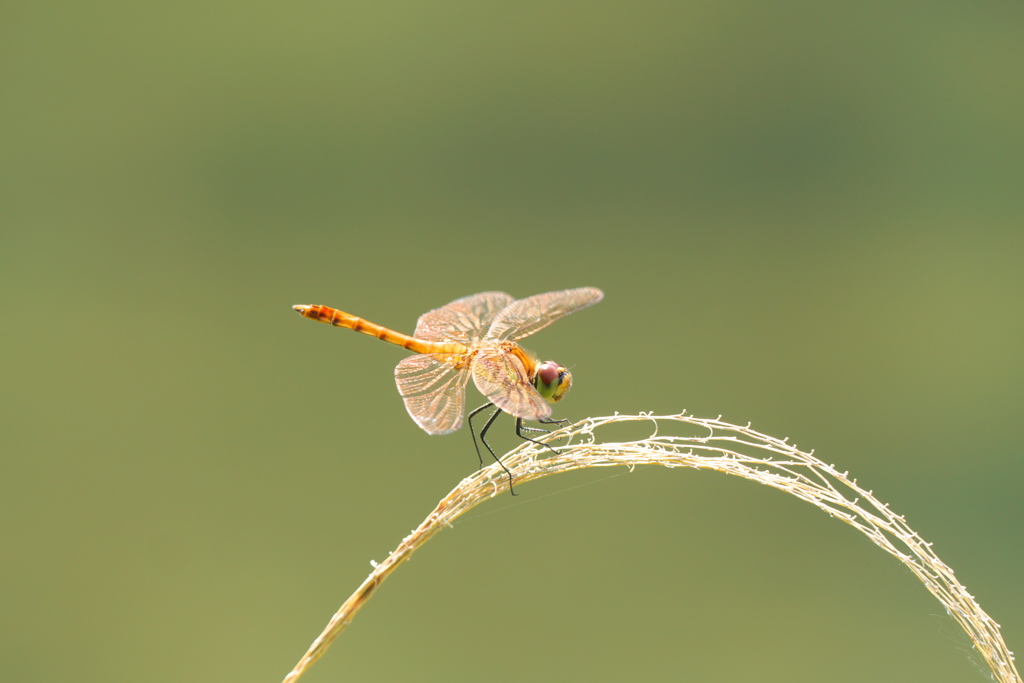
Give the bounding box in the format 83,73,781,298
282,412,1020,683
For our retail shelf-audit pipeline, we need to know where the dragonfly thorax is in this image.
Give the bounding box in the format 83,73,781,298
534,360,571,403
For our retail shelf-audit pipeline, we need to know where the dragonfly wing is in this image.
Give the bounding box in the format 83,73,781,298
471,346,552,421
486,287,604,342
414,291,515,344
394,354,470,434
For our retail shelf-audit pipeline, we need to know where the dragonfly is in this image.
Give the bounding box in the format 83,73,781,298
293,287,604,492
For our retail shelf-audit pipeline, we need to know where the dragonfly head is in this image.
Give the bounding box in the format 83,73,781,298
534,360,572,403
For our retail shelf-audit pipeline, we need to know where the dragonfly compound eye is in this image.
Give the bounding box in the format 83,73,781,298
535,361,572,403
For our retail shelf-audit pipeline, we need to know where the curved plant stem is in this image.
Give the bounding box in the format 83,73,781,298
282,412,1020,683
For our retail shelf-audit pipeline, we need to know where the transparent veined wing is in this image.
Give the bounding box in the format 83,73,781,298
471,345,552,421
394,354,471,434
413,291,515,344
486,287,604,342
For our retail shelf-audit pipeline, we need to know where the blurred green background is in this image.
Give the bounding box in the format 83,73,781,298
3,2,1022,682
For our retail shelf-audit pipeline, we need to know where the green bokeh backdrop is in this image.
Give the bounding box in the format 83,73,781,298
3,3,1022,682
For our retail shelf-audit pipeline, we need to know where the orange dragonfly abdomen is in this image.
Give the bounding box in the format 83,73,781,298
293,304,468,356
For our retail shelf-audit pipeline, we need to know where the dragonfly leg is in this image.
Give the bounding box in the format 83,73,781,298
468,402,499,469
516,417,562,457
518,423,551,436
468,402,517,495
518,414,570,438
